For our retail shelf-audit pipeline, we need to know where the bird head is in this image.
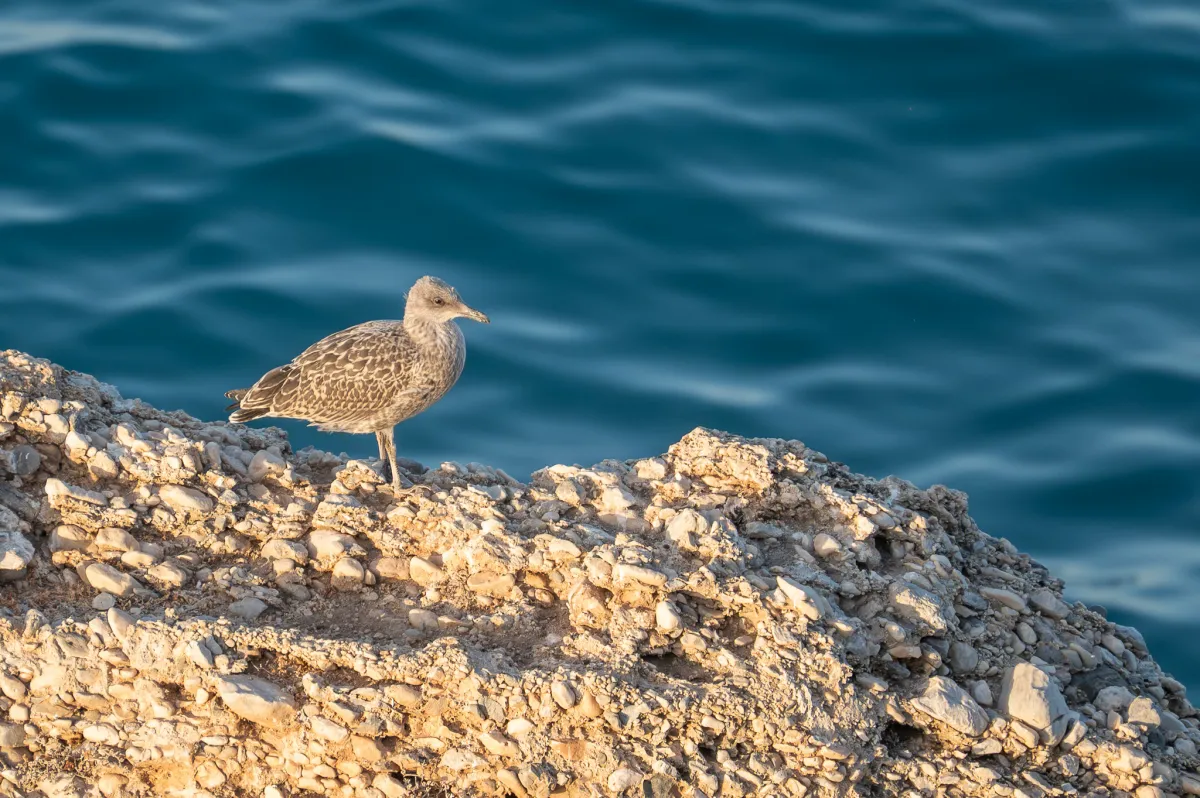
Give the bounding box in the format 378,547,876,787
406,276,490,324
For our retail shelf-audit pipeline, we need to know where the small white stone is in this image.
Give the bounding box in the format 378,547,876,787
331,558,365,590
408,609,439,631
479,730,518,757
91,593,116,611
82,724,121,746
813,533,842,559
0,531,34,573
262,538,309,564
106,607,135,641
551,680,578,710
216,676,297,728
612,563,667,587
158,484,214,514
1095,686,1135,712
186,641,215,670
655,601,681,631
306,530,359,561
49,525,90,553
777,576,827,621
1126,697,1161,728
910,676,988,737
608,768,644,792
506,718,535,737
228,598,268,620
410,556,446,585
94,527,139,552
248,449,286,482
310,716,349,743
999,662,1068,731
85,563,139,597
979,587,1028,612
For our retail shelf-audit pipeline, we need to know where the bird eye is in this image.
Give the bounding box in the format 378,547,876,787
433,297,445,306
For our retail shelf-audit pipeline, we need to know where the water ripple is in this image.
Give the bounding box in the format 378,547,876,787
1,0,1199,689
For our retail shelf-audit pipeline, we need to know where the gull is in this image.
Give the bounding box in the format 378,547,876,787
224,275,489,491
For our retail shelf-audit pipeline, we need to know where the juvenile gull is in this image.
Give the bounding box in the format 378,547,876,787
224,275,489,491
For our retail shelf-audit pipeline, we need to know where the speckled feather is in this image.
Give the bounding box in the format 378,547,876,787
225,276,482,435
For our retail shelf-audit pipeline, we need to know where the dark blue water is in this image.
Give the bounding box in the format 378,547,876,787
2,0,1199,688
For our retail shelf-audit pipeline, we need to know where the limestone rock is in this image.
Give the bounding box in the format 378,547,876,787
216,676,297,728
910,676,989,737
999,662,1069,731
84,563,139,597
0,530,34,575
158,484,214,514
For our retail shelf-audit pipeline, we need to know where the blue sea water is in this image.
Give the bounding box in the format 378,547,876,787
1,0,1198,689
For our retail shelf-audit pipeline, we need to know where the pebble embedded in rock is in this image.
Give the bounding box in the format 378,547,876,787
148,561,189,588
777,576,826,621
408,609,439,631
0,723,25,748
306,531,359,561
158,484,214,514
331,557,366,590
948,642,979,674
612,562,667,587
261,539,308,564
7,445,41,476
370,556,408,581
49,524,90,553
507,718,535,737
979,587,1028,613
466,570,515,598
0,530,34,575
608,768,644,793
310,716,349,743
372,774,408,798
410,556,446,585
551,680,578,710
479,730,519,757
999,662,1069,731
889,582,949,634
248,449,286,482
94,527,139,552
82,724,121,746
1126,697,1161,728
655,601,681,631
216,676,297,728
813,533,842,559
195,761,227,790
84,563,139,597
1095,686,1135,712
911,676,989,737
0,675,26,702
228,597,268,620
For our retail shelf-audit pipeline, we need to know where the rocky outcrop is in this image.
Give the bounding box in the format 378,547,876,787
0,348,1195,797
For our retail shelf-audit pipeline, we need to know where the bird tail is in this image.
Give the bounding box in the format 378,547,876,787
224,389,248,412
225,364,294,424
224,388,268,423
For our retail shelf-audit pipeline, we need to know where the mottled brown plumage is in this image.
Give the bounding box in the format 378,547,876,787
225,276,489,490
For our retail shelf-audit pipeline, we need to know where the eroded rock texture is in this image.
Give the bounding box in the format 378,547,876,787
0,350,1195,798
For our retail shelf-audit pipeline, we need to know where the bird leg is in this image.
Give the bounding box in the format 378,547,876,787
382,427,417,493
375,431,392,484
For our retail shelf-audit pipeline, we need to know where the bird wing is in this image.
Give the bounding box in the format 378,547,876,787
245,321,419,430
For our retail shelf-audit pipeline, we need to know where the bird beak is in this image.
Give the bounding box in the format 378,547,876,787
461,306,490,324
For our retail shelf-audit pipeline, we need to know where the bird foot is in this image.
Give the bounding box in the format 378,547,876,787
390,483,431,502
